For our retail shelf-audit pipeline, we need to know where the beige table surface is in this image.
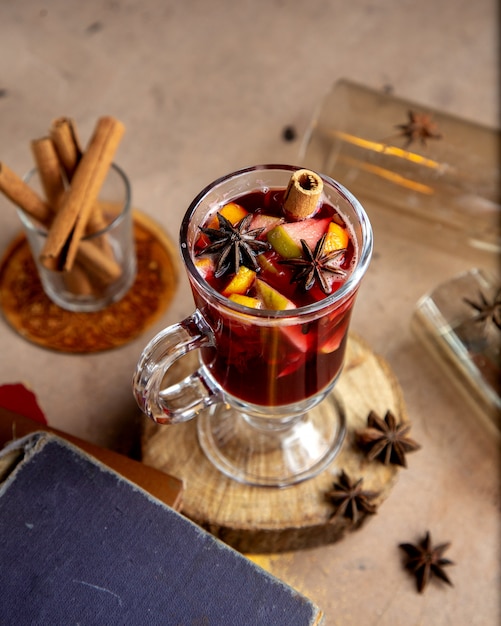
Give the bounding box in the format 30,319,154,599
0,1,499,624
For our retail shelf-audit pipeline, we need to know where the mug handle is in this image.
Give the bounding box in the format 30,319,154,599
132,310,221,425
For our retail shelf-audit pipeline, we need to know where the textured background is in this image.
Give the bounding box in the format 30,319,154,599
0,1,499,624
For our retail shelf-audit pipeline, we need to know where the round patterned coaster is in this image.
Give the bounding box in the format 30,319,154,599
0,211,179,353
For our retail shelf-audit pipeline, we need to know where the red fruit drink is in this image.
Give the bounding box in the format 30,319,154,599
191,182,358,407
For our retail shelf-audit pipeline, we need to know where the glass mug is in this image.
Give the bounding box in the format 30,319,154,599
133,165,373,486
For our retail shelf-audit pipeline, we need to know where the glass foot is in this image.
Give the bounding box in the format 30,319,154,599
197,390,346,487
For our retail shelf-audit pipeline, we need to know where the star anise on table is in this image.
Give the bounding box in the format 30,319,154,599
197,213,270,278
396,110,442,147
279,233,346,295
399,531,454,593
356,410,421,468
325,470,379,525
463,288,501,331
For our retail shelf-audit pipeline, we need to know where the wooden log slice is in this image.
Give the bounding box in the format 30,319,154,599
141,333,407,553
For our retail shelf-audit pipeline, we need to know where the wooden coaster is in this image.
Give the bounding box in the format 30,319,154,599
0,211,179,353
141,333,408,553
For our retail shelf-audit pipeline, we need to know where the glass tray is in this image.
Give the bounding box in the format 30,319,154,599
300,79,501,253
412,268,500,434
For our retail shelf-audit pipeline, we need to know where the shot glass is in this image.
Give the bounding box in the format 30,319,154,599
21,163,136,312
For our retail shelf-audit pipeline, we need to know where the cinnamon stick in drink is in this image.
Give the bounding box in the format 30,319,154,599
41,116,125,271
283,169,323,220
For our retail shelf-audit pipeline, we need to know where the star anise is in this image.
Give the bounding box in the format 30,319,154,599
399,531,454,593
197,213,270,278
463,288,501,331
279,233,346,295
396,110,442,147
325,470,379,525
356,410,421,468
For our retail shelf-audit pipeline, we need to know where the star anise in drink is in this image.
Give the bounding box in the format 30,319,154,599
280,233,346,295
396,110,442,147
399,531,454,593
463,288,501,332
197,213,270,278
356,410,421,468
325,470,379,525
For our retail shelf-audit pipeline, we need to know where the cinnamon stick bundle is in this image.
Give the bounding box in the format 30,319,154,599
41,116,125,271
0,116,126,289
49,117,113,253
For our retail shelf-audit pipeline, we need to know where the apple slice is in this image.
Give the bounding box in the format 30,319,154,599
256,251,282,275
319,302,353,353
250,214,284,236
194,256,216,281
280,324,311,353
222,266,256,296
267,217,331,258
255,278,296,310
320,317,349,353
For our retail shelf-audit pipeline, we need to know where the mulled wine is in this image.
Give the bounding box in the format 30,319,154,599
192,185,358,406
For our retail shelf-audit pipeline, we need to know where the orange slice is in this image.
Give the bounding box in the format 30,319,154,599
228,294,261,308
324,222,349,253
207,202,248,228
222,266,256,296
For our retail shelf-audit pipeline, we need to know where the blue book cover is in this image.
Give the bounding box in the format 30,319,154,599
0,432,323,625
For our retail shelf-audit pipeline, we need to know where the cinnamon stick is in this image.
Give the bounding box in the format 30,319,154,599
63,262,95,296
85,193,114,241
50,117,114,252
0,162,52,224
49,117,82,181
283,169,323,220
41,116,125,271
30,137,66,211
77,239,122,285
